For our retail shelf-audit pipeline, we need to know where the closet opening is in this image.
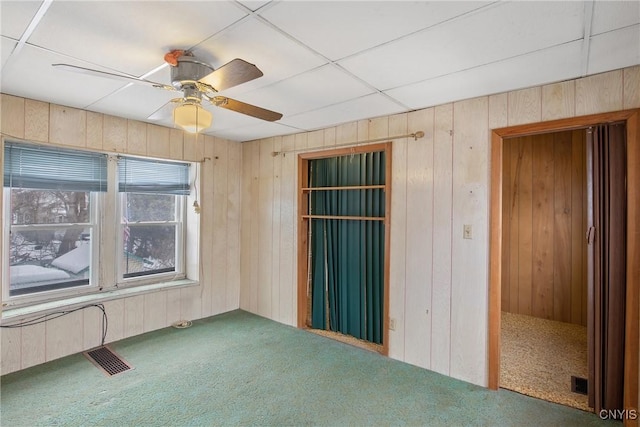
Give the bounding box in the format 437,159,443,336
296,143,391,355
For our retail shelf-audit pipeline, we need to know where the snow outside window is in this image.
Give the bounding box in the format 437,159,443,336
2,142,193,305
3,142,105,299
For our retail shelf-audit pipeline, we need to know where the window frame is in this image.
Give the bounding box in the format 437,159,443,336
2,188,102,305
116,191,187,287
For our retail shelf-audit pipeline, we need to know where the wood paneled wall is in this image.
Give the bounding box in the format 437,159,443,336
240,65,640,387
501,130,587,325
1,65,639,386
0,96,242,375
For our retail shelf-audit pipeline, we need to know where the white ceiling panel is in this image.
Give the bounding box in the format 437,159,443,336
74,62,177,122
237,1,272,13
87,83,177,123
591,0,640,35
235,64,375,117
260,1,492,61
134,63,173,88
214,120,300,142
183,102,301,142
207,105,259,131
0,0,42,40
194,17,327,97
386,41,584,110
280,93,405,132
339,1,584,90
1,37,17,69
587,24,640,75
28,1,248,76
0,1,637,142
1,44,127,109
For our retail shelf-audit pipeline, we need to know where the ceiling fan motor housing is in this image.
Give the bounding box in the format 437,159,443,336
171,55,214,89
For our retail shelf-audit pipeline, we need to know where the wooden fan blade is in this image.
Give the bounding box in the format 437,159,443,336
52,64,175,91
198,58,263,91
211,96,282,121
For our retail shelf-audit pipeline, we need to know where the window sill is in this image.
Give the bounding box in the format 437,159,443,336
1,279,198,323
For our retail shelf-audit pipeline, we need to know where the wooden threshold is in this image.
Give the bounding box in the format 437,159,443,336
304,327,384,354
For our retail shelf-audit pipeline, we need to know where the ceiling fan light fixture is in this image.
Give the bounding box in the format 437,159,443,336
173,102,212,133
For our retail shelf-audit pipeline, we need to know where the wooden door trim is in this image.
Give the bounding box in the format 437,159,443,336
623,111,639,424
488,110,639,425
296,142,392,356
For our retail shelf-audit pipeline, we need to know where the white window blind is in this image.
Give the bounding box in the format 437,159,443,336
4,142,108,192
118,156,190,195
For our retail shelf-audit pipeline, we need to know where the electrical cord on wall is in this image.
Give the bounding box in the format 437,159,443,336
0,303,108,347
192,161,201,214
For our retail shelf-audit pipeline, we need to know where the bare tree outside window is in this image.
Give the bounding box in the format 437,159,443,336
122,193,178,277
9,189,92,295
4,145,188,300
10,190,90,264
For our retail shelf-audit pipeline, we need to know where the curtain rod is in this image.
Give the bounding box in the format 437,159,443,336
271,131,425,157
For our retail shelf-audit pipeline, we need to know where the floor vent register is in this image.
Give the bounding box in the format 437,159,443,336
84,346,133,376
571,376,588,395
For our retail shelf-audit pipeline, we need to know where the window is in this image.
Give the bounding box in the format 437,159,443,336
3,142,106,298
3,141,192,304
117,156,189,282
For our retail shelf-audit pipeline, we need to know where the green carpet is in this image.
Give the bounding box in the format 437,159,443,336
1,310,612,426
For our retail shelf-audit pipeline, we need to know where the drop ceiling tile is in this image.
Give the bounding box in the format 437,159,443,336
86,62,176,122
385,41,583,110
204,101,254,130
1,37,17,69
27,1,248,77
137,63,173,87
87,83,178,123
280,93,405,132
339,1,584,90
0,0,41,39
588,25,640,75
194,17,326,96
260,1,492,61
1,0,638,144
1,44,127,110
237,1,272,13
211,121,300,142
591,1,640,35
235,64,374,117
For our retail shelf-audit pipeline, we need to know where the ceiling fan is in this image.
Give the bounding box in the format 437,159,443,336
53,50,283,133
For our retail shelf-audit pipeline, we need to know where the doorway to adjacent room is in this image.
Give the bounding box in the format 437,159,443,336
489,109,640,416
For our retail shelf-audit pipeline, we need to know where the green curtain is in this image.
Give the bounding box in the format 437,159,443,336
309,152,385,344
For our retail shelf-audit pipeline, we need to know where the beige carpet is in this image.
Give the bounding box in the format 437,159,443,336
500,311,590,412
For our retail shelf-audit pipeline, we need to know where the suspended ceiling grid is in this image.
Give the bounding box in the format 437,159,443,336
1,1,638,142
